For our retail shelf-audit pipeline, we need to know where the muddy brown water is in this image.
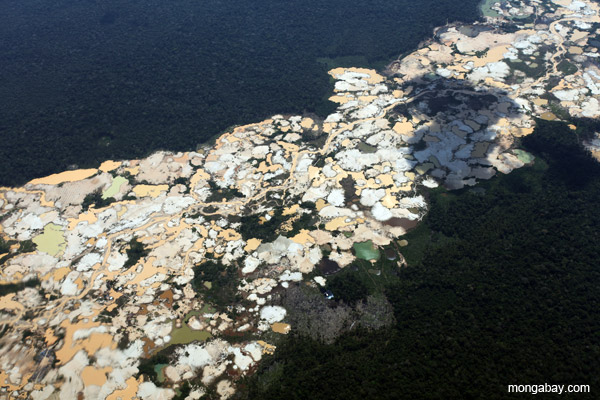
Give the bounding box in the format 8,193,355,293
383,217,419,231
317,258,341,275
385,248,397,260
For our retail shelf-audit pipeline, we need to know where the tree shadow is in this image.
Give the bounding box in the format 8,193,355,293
386,72,600,191
352,72,535,191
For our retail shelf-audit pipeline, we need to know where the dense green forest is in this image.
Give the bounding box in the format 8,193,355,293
0,0,482,186
123,238,149,268
239,120,600,399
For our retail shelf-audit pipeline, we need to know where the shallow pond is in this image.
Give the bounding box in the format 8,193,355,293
353,240,380,261
32,223,65,256
163,306,215,349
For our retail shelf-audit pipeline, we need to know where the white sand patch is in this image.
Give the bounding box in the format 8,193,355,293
175,343,212,369
30,385,55,400
58,350,88,398
421,178,439,188
21,214,44,231
436,68,453,78
256,236,303,264
360,188,386,207
318,206,354,219
75,253,103,272
73,326,108,341
583,72,600,95
244,342,263,361
302,184,329,203
242,256,261,275
137,382,175,400
469,61,511,82
279,270,303,282
352,103,382,119
335,149,379,171
231,347,253,371
251,145,270,158
581,97,600,117
259,306,286,324
240,278,278,295
314,276,326,286
371,202,393,221
217,380,235,400
163,196,195,215
326,188,345,207
568,1,587,11
296,154,314,172
106,251,128,272
400,196,426,208
143,318,172,341
329,251,355,267
553,89,582,101
60,271,82,296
